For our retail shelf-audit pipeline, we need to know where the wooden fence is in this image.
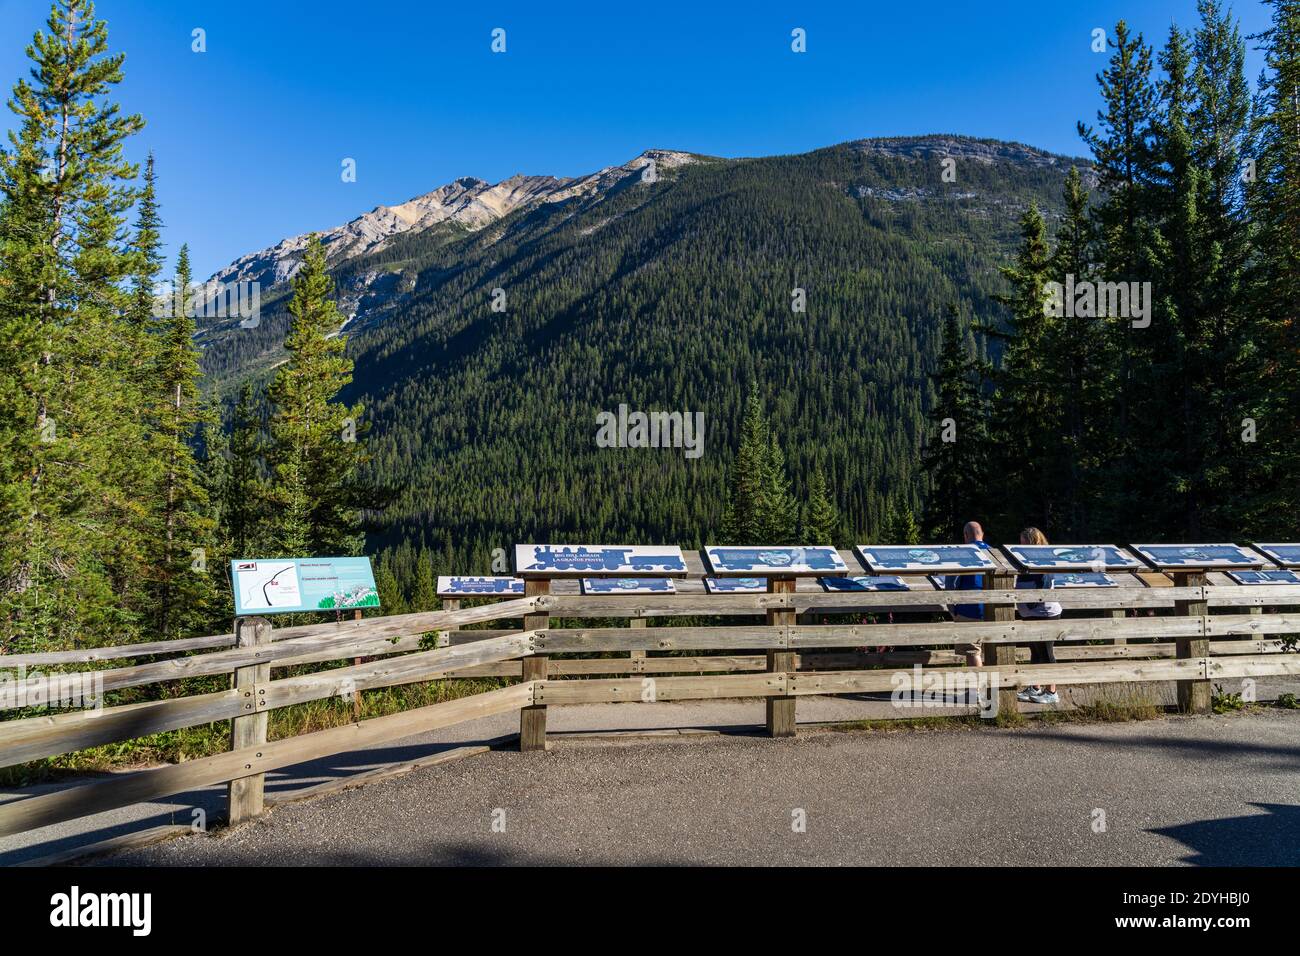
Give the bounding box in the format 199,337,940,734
2,553,1298,841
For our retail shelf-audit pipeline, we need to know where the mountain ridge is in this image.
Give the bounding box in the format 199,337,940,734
203,135,1088,295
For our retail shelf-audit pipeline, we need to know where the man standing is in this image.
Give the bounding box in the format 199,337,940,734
944,520,990,667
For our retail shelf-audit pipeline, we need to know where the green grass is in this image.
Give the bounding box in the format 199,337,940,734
825,715,986,733
826,687,1168,736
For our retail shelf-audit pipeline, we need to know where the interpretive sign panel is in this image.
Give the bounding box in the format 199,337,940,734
514,544,687,576
233,558,379,616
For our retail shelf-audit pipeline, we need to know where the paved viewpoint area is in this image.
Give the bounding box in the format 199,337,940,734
95,709,1300,867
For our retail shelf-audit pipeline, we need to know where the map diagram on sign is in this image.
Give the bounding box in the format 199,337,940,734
231,557,380,615
235,561,302,610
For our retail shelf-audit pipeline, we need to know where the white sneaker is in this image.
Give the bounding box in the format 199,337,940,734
1029,689,1060,705
1016,687,1038,702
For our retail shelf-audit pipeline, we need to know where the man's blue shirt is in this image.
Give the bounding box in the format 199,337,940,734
944,539,991,620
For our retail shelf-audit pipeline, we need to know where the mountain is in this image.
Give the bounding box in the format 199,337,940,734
196,135,1090,562
204,150,700,293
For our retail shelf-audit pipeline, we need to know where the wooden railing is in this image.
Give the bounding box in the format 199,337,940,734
1,575,1298,840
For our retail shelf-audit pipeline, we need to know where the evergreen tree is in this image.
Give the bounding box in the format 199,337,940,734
884,496,921,545
1248,0,1300,537
151,244,218,638
801,464,841,545
1077,20,1161,485
373,559,407,617
985,204,1059,531
265,234,370,556
1190,0,1256,535
921,304,987,541
1141,25,1210,537
720,391,798,544
221,381,266,558
411,549,436,611
1046,168,1108,537
0,0,145,650
759,438,798,544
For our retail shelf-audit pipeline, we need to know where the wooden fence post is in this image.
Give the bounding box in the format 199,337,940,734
228,616,271,825
766,577,796,737
1108,606,1126,644
441,597,460,649
351,607,363,720
630,617,646,671
984,567,1019,717
1174,571,1211,713
520,579,550,751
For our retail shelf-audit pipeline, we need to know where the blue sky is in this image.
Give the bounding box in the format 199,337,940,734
0,0,1274,279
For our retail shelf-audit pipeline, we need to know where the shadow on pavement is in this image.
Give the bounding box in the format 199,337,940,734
1149,803,1300,866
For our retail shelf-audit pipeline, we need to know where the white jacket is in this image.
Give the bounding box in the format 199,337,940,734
1016,574,1062,619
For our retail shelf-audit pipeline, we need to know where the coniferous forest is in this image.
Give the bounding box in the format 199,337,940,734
0,0,1297,654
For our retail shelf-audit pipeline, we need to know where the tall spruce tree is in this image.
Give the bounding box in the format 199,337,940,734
720,391,798,544
921,304,987,541
1190,0,1257,534
884,496,921,545
151,244,218,638
0,0,146,650
985,204,1059,532
220,381,266,559
1045,168,1108,537
265,235,370,557
801,464,842,546
1078,20,1161,513
1248,0,1300,537
1143,25,1211,537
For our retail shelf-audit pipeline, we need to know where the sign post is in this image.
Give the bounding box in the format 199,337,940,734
228,616,271,825
1174,571,1211,714
702,546,850,738
520,578,550,751
767,577,797,737
984,558,1019,718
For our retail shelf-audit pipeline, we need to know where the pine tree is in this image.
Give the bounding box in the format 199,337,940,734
720,391,798,544
884,496,921,545
801,464,841,545
1137,25,1209,537
411,549,436,611
0,0,146,650
985,204,1059,531
1248,0,1300,537
265,234,370,557
921,304,987,541
151,244,218,638
1046,168,1108,537
721,392,772,543
373,559,407,617
1190,0,1256,535
1078,20,1161,485
759,439,798,544
221,382,266,559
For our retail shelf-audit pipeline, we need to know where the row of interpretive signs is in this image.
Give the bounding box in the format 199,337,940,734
435,542,1300,596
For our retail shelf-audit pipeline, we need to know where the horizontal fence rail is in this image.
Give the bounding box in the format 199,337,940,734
1,568,1297,843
